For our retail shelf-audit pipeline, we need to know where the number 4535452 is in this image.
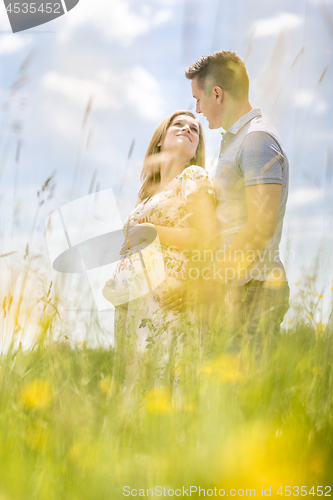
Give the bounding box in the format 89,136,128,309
277,486,331,496
6,3,61,14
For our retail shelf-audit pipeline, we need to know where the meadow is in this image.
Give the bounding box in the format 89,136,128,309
0,267,332,500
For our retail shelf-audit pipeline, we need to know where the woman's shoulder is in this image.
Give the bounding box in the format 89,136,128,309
180,165,210,181
179,165,215,200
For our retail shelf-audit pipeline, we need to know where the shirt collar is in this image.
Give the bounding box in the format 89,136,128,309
223,108,262,136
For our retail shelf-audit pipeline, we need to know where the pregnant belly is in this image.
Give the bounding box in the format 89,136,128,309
111,245,189,294
110,243,167,299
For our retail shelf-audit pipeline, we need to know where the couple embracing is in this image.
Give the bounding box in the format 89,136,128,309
103,50,290,374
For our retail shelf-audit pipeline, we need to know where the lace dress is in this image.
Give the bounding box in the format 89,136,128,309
109,166,215,380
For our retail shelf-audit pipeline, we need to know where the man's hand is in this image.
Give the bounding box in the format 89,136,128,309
159,280,191,311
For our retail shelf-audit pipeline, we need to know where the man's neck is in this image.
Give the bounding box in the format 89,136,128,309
222,100,253,132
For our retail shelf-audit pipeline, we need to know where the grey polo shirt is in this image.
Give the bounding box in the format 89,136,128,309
212,108,289,284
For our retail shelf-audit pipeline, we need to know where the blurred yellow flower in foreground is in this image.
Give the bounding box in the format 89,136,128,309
201,353,246,382
24,422,49,450
19,380,53,410
317,294,323,299
294,282,300,286
330,286,333,291
145,387,173,414
98,377,117,395
68,441,96,469
215,423,327,490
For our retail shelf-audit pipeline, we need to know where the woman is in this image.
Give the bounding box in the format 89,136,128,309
103,110,218,383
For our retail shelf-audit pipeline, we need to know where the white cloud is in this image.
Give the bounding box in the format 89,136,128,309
42,71,122,110
294,90,316,107
126,65,166,120
288,188,323,209
309,0,333,4
0,35,32,55
58,0,172,46
314,100,329,114
251,12,303,39
40,65,165,139
294,90,328,114
39,97,84,137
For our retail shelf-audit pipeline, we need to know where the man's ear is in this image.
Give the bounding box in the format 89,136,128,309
213,86,223,104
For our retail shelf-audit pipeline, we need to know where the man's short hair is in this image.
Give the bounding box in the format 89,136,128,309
185,50,249,101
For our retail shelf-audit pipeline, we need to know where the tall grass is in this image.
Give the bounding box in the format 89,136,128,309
0,279,332,499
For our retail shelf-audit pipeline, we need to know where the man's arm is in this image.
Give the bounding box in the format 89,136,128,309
217,131,284,281
223,183,281,273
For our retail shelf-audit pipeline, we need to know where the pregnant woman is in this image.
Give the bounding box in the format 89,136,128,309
103,110,217,385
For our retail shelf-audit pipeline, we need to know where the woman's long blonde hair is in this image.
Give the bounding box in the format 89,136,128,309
138,110,205,201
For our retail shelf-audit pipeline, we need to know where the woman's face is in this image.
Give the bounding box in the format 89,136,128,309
160,114,200,162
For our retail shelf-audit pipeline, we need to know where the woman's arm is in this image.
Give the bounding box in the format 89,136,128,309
150,224,199,251
150,189,218,253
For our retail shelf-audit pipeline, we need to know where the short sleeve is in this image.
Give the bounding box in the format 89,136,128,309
180,165,216,200
239,131,284,186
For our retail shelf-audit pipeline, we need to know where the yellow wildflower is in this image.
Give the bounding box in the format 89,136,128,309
287,319,294,324
330,287,333,291
19,380,53,410
201,353,246,382
317,294,323,299
294,282,300,286
98,377,117,395
145,387,172,414
308,315,313,320
215,423,310,490
68,441,95,469
309,453,328,475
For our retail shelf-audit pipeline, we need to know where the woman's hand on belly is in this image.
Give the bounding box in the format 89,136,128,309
119,223,155,256
102,278,129,310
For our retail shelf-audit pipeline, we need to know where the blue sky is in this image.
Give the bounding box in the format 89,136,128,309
0,0,332,337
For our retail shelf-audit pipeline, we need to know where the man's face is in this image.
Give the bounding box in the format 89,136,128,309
191,77,222,129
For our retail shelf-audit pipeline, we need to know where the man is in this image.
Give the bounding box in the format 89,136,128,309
163,50,290,349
